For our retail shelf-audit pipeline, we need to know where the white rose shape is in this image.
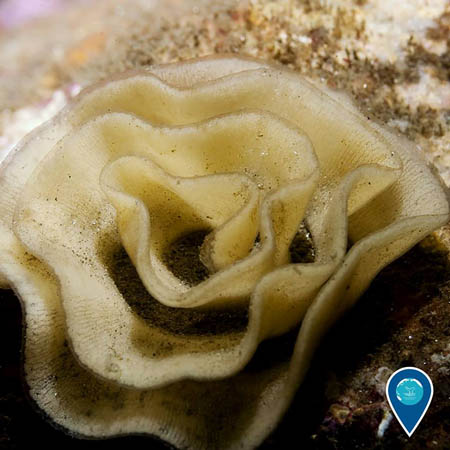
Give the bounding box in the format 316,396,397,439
0,56,448,449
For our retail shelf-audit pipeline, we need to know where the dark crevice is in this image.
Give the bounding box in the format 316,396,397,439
106,223,315,337
289,222,315,264
162,229,211,287
107,243,248,336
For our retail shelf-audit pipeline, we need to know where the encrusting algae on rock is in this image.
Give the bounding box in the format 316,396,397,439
0,56,448,449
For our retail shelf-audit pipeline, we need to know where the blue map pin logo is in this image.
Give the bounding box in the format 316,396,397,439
386,367,433,437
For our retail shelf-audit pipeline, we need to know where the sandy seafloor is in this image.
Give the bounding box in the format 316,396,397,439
0,0,449,449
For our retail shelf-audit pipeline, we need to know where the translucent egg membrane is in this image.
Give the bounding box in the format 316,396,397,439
0,56,448,450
